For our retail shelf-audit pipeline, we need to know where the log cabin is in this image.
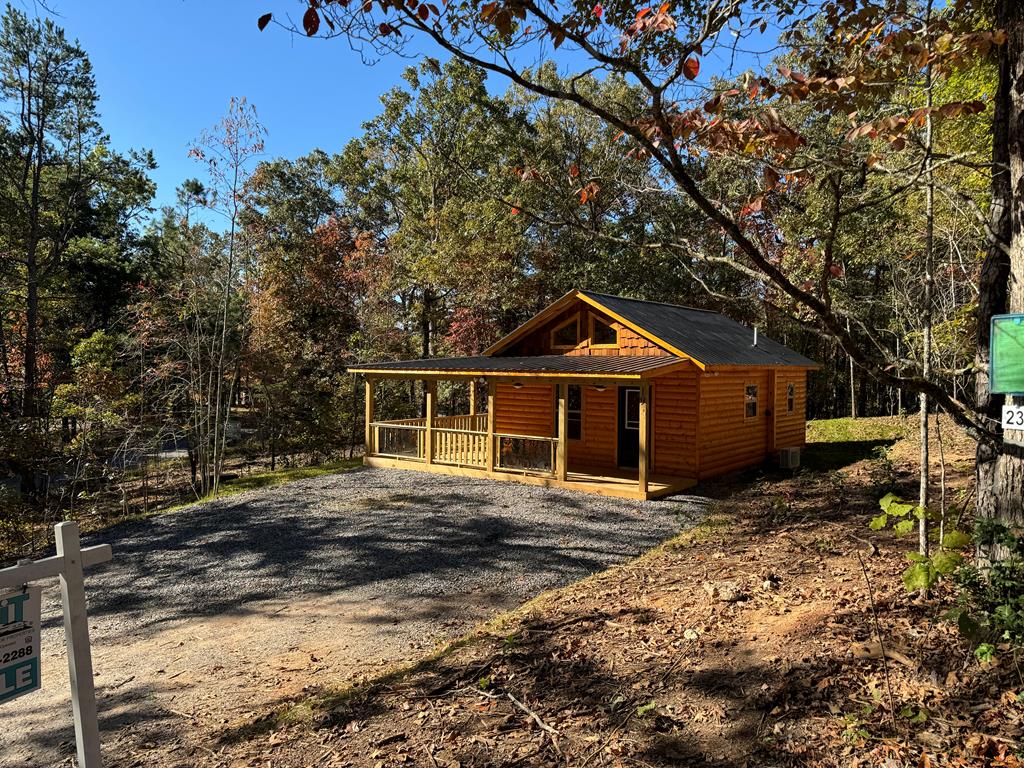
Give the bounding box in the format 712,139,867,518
350,290,818,500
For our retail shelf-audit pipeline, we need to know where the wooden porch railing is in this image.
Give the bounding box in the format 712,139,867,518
368,415,557,476
493,434,558,475
371,421,427,461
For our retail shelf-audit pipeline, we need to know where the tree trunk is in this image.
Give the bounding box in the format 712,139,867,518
920,23,935,558
976,0,1024,562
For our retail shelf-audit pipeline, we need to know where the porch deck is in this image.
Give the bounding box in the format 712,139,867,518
365,414,695,500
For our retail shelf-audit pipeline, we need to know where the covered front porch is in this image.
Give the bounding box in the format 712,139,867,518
353,356,699,501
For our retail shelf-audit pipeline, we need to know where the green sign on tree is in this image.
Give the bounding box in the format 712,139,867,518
991,315,1024,395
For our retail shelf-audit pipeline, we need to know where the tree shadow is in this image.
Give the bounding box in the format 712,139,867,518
801,438,897,473
36,467,703,637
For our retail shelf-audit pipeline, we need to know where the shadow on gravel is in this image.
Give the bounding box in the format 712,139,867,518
64,467,704,634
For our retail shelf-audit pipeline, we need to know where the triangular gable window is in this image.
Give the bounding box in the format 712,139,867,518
550,316,580,349
591,315,618,347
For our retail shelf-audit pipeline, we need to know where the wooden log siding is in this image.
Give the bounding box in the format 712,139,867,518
774,370,808,449
500,301,669,358
697,369,772,479
568,385,617,471
494,383,555,437
651,366,699,478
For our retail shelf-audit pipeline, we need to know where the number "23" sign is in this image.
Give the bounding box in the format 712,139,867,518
1004,404,1024,430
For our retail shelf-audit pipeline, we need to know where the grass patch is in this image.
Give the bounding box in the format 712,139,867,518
806,416,907,444
166,458,363,512
803,417,906,472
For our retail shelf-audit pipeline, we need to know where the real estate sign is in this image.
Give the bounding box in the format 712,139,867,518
0,586,41,704
992,314,1024,395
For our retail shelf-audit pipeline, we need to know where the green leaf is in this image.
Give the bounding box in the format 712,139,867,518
893,519,915,537
975,643,996,664
869,513,888,531
879,492,899,511
933,551,963,575
636,701,658,716
942,530,972,549
888,502,916,517
902,562,936,592
906,551,928,563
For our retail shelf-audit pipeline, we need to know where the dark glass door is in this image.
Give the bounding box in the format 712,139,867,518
617,386,640,469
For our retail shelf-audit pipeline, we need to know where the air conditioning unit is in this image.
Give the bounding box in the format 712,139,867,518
778,447,801,470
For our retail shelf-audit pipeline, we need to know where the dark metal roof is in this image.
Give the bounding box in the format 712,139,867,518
580,291,818,368
351,354,684,376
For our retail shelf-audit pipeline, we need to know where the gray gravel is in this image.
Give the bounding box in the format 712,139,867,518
67,466,709,639
7,467,711,768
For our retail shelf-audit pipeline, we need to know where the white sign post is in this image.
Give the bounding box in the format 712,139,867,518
0,521,112,768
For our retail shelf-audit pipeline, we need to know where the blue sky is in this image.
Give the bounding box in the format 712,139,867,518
34,0,777,213
38,0,426,209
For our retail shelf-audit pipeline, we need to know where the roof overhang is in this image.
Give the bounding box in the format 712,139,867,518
349,355,697,380
481,290,707,369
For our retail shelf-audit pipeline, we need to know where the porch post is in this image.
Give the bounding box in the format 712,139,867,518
364,377,375,458
638,381,650,497
486,380,496,472
469,380,477,416
425,379,436,464
556,382,568,481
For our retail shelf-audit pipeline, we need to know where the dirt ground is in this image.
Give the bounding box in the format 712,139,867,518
142,417,1024,768
2,469,690,768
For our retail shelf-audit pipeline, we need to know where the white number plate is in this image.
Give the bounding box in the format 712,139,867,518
1003,404,1024,430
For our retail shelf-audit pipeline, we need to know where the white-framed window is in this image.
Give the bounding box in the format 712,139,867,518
625,388,641,429
745,384,759,419
568,385,582,440
554,384,584,441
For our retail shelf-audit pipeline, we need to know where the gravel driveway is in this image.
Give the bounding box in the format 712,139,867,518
5,467,709,767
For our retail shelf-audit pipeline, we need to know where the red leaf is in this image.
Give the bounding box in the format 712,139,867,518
683,57,699,80
257,12,273,31
569,164,580,178
510,206,521,215
418,5,430,20
829,263,844,278
593,3,603,18
303,6,321,35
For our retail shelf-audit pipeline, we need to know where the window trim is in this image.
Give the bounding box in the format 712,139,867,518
786,382,795,413
744,383,759,420
588,313,619,349
550,315,581,350
624,388,641,430
553,384,584,441
568,384,582,441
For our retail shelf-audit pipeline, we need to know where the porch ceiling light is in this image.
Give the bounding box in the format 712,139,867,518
512,381,524,389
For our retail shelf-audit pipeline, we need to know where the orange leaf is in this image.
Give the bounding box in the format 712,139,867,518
683,57,699,80
569,164,580,178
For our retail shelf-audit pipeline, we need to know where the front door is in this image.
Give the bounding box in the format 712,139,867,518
617,386,640,469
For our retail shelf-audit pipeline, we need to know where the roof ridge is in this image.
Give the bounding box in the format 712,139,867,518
580,289,721,315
